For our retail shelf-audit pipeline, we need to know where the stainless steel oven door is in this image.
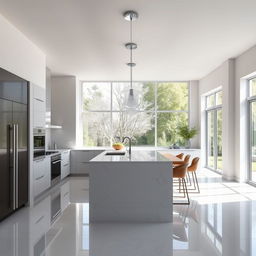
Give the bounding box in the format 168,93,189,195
51,154,61,185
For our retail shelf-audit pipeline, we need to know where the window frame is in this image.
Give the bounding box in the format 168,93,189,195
81,81,190,147
205,90,223,173
247,77,256,186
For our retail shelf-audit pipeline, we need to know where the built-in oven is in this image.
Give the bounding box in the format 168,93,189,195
51,154,61,185
33,128,46,158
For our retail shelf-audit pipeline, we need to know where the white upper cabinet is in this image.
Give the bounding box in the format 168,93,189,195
33,85,46,128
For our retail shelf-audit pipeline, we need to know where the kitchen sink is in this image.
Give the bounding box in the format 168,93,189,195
105,152,125,156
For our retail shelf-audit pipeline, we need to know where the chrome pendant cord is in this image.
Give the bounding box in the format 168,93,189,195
130,18,133,89
123,10,139,109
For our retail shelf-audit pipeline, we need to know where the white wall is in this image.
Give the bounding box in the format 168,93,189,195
199,43,256,181
51,76,79,149
235,45,256,181
199,59,235,180
189,80,200,148
0,13,46,87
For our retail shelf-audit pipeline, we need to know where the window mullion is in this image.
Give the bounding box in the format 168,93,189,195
110,82,113,146
249,100,253,182
155,82,157,147
206,111,209,167
214,109,218,170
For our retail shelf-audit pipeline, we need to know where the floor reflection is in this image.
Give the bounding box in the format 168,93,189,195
90,222,172,256
0,172,256,256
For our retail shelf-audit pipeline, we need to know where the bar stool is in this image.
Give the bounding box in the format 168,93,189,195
173,163,190,205
187,157,200,193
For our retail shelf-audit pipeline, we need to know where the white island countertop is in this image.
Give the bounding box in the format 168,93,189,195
90,150,171,162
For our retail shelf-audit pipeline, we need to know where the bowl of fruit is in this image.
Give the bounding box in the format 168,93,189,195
112,142,124,150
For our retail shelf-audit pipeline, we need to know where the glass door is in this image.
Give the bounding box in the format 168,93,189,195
217,109,223,170
249,101,256,183
206,108,222,172
206,91,222,173
207,110,215,169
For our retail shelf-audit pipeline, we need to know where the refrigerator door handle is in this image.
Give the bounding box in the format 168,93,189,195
11,124,16,210
15,124,19,209
7,124,14,210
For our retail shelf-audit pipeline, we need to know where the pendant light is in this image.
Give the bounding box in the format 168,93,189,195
123,10,139,110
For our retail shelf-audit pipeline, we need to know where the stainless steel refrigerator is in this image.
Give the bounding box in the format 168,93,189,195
0,67,28,221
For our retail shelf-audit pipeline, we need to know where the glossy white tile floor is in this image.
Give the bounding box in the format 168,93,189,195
0,169,256,256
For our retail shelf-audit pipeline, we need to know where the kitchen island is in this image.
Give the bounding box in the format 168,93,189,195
88,150,174,223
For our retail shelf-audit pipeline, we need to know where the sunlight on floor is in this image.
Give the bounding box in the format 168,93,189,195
188,168,256,205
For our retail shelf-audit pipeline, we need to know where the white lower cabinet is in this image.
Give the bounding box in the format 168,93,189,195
70,150,103,174
61,150,70,179
61,163,70,179
33,157,51,197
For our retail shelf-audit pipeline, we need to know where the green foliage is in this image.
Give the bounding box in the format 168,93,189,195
177,125,198,141
138,82,189,146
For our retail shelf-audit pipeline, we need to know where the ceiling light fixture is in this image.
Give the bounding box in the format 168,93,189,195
123,10,139,110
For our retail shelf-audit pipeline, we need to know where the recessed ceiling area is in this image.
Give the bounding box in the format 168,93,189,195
0,0,256,81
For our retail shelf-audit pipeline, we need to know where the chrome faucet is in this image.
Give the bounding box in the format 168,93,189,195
114,136,132,156
122,136,132,156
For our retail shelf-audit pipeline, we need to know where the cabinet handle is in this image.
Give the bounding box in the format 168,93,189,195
63,163,69,167
35,157,45,162
36,175,44,181
52,160,61,164
64,192,69,197
35,215,44,224
35,98,44,102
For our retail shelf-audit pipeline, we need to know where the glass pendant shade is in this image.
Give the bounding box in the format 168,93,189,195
125,88,139,110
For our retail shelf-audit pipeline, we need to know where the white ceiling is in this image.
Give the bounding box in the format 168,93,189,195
0,0,256,81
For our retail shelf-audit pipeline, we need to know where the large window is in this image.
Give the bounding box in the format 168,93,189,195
248,78,256,184
82,82,189,147
206,90,223,172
